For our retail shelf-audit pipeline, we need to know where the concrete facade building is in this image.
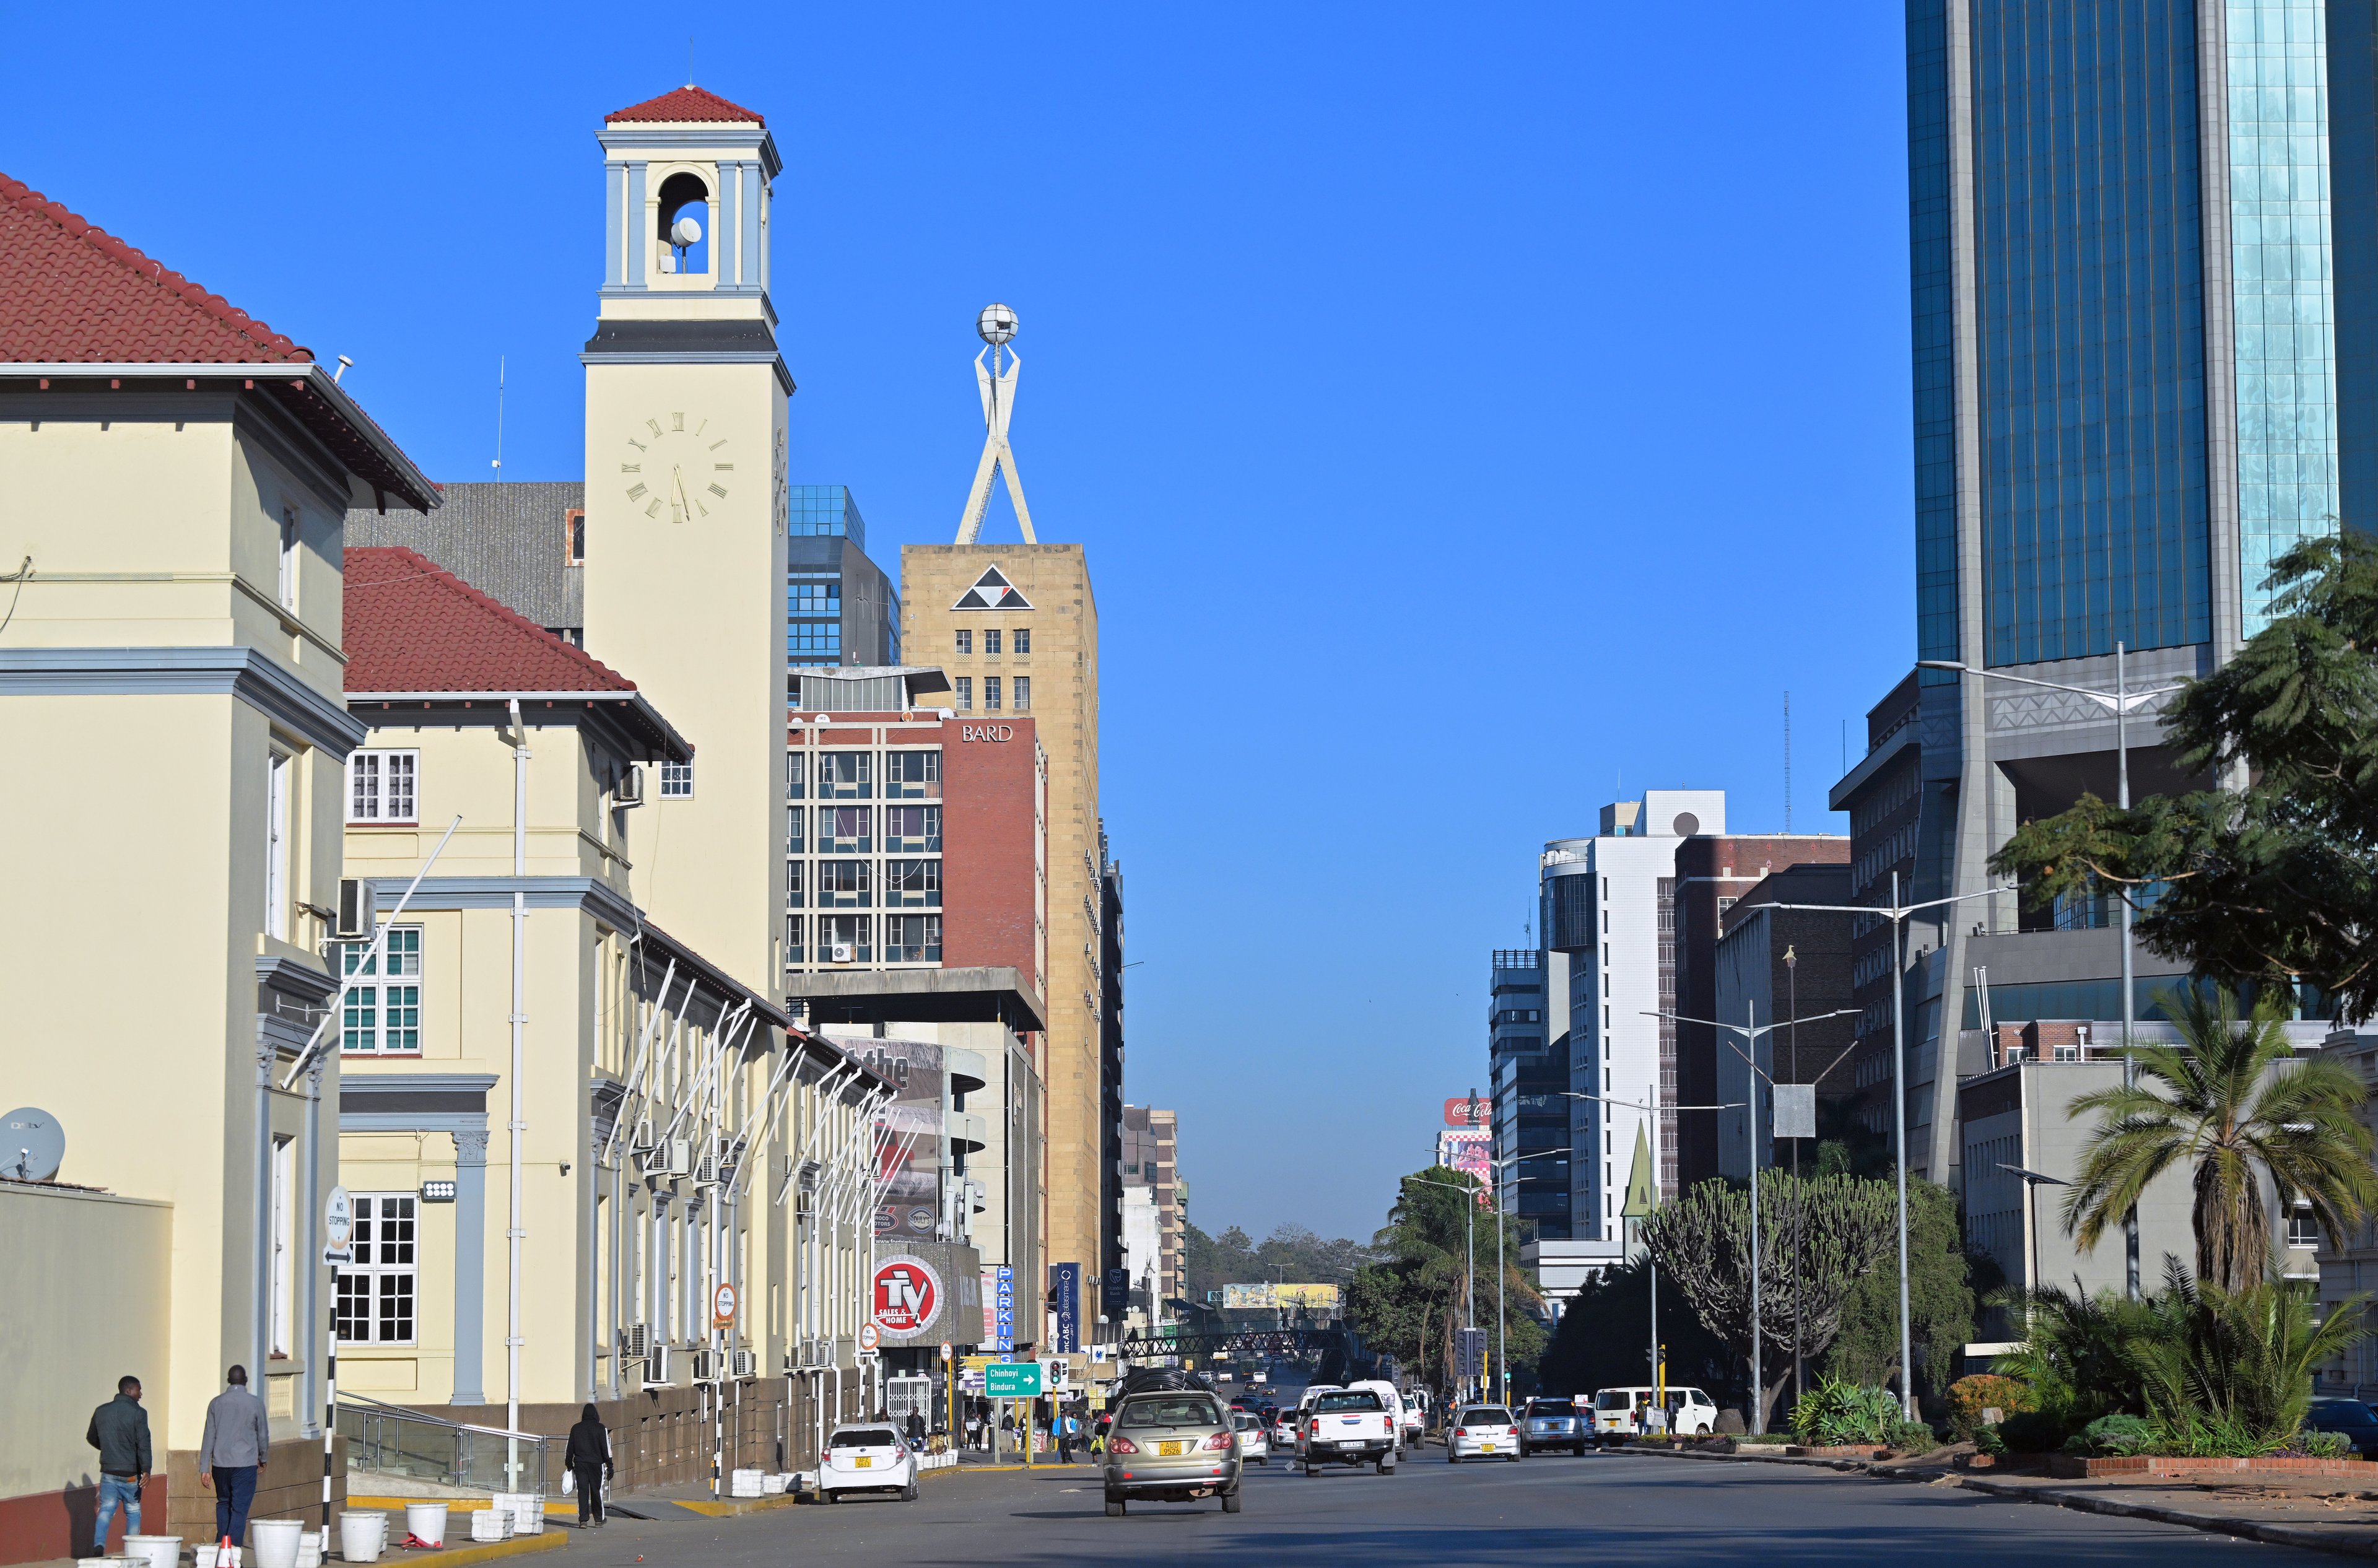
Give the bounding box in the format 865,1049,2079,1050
1487,950,1569,1239
1120,1106,1183,1316
1710,862,1857,1178
786,485,900,673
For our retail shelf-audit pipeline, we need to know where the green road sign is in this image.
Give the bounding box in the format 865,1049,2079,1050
984,1361,1044,1398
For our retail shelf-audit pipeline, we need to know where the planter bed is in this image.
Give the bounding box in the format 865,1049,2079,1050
2047,1453,2373,1480
1785,1445,1892,1460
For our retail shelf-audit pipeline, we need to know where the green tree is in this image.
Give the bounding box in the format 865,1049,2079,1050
1535,1258,1734,1405
2057,986,2376,1293
1350,1167,1542,1399
1640,1171,1902,1426
1992,531,2378,1017
1823,1177,1977,1412
2127,1261,2369,1448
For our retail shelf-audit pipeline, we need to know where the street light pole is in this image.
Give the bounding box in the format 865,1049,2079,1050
1919,652,2175,1300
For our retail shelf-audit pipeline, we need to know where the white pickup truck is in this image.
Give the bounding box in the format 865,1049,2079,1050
1299,1388,1399,1474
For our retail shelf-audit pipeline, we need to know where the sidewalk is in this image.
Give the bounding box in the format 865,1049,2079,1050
1620,1441,2378,1556
22,1529,564,1568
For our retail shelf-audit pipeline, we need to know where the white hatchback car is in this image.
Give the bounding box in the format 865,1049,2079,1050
1233,1411,1271,1465
818,1422,918,1503
1447,1405,1521,1463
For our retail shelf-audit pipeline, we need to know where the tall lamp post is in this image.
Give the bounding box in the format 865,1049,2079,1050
1998,1164,2071,1294
1406,1174,1485,1403
1919,648,2179,1300
1645,1004,1857,1433
1770,877,2012,1418
1471,1148,1571,1409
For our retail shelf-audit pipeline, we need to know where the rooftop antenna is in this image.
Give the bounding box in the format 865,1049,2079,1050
1783,690,1792,833
333,355,353,385
492,355,505,474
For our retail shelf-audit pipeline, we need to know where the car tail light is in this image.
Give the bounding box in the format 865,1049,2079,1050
1309,1420,1320,1437
1204,1431,1234,1451
1108,1436,1139,1455
1455,1427,1467,1438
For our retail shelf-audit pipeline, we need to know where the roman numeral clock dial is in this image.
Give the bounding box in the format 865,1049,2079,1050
620,412,730,522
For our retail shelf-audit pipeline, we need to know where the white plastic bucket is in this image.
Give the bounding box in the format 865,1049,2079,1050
124,1537,180,1568
402,1503,446,1548
338,1512,386,1564
250,1520,303,1568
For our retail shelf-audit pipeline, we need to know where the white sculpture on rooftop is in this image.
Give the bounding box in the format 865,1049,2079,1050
955,303,1036,544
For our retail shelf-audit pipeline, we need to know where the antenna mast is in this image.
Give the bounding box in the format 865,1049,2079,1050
1783,690,1792,833
492,355,505,474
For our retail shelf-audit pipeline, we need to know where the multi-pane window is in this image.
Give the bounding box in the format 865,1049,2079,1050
819,806,873,853
785,752,806,799
884,858,942,908
886,751,941,798
786,805,804,853
785,860,804,908
818,914,871,962
984,629,1002,655
342,927,422,1054
886,913,942,963
784,914,804,964
955,629,973,655
954,677,973,712
818,752,872,799
885,806,942,853
1013,677,1031,712
335,1193,417,1344
817,860,873,908
565,508,586,566
787,577,842,661
1013,628,1030,655
2289,1208,2320,1248
983,677,1002,712
349,750,419,824
659,760,694,798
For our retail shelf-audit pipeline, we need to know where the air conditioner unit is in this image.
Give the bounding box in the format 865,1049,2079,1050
643,1137,694,1178
617,765,645,808
831,944,855,964
692,1349,716,1383
696,1155,721,1187
336,878,377,942
642,1346,673,1388
801,1337,829,1370
623,1323,651,1359
731,1349,757,1380
630,1117,657,1154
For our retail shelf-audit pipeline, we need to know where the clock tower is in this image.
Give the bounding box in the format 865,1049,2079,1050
581,85,790,993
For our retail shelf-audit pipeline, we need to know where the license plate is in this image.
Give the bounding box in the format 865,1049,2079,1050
855,1457,871,1468
1481,1443,1497,1452
1157,1441,1185,1457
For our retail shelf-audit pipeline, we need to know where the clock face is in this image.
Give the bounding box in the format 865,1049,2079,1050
619,411,730,523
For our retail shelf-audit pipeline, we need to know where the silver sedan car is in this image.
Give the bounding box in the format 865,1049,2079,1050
1102,1392,1243,1515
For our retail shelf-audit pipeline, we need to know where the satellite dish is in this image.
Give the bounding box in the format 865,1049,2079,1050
2,1107,64,1182
672,216,703,246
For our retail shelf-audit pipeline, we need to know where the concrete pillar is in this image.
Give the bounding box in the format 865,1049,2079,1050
453,1129,489,1405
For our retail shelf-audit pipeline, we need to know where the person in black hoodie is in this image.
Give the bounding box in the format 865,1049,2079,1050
565,1405,612,1528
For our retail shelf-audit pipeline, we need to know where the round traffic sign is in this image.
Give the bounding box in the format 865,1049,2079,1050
713,1282,738,1326
939,1341,954,1362
858,1323,882,1352
324,1186,354,1250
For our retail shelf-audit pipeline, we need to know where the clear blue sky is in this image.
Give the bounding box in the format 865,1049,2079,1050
5,1,1913,1244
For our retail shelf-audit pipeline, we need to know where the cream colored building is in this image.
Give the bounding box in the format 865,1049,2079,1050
902,544,1105,1317
0,173,439,1551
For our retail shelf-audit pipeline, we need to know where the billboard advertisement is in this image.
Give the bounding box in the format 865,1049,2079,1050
1049,1262,1081,1353
1437,1128,1492,1195
1219,1282,1341,1312
1444,1094,1492,1128
856,1039,943,1240
872,1254,944,1341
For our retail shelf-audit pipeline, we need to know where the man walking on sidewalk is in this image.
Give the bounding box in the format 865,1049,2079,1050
86,1375,150,1556
565,1404,612,1528
199,1366,271,1548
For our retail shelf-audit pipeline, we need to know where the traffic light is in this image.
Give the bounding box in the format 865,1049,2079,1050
1456,1328,1487,1380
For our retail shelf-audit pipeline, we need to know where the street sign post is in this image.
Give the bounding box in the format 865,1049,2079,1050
322,1185,354,1264
858,1322,882,1353
713,1282,739,1328
984,1361,1043,1398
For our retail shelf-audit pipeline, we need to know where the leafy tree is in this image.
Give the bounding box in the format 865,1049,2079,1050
2127,1260,2368,1449
1640,1172,1901,1426
1349,1167,1541,1400
1825,1177,1977,1411
1184,1220,1378,1308
1992,531,2378,1017
1535,1258,1734,1406
2058,986,2376,1293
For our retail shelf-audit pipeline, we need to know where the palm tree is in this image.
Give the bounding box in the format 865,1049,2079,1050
2061,986,2376,1292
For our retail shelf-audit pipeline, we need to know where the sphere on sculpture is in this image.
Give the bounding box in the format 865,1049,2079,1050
977,302,1019,346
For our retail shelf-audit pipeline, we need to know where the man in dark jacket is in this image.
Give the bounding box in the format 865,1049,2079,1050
87,1375,151,1556
565,1405,612,1528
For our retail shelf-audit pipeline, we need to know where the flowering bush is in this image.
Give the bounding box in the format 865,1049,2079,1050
1946,1374,2036,1441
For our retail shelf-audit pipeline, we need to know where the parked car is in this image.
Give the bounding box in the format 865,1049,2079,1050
1103,1390,1243,1516
1447,1405,1520,1463
1300,1388,1399,1474
818,1422,918,1504
1520,1396,1588,1456
1232,1410,1271,1465
2307,1397,2378,1460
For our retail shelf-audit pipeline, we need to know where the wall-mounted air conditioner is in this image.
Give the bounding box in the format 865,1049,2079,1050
692,1349,716,1383
831,944,855,964
645,1137,694,1178
623,1323,651,1359
642,1346,673,1388
617,765,645,808
630,1118,657,1154
731,1349,757,1380
336,878,377,942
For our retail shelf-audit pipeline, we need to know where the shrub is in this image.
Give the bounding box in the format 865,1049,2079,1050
1787,1376,1905,1447
1889,1418,1941,1453
1946,1374,2036,1441
2291,1429,2353,1460
1974,1424,2007,1457
1996,1409,2065,1453
2065,1414,2153,1457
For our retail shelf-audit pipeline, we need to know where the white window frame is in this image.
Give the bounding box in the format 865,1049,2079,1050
279,505,301,610
341,926,424,1055
349,749,420,824
337,1193,418,1346
271,1135,297,1356
660,759,695,798
265,748,292,940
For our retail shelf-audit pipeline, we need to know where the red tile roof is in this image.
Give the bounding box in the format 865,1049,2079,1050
606,85,765,126
344,546,638,694
0,173,310,363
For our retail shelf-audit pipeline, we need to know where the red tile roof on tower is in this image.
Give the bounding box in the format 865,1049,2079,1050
0,173,310,363
606,85,765,126
344,546,640,694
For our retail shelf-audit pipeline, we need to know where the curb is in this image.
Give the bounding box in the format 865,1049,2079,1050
375,1530,568,1568
1615,1442,2378,1557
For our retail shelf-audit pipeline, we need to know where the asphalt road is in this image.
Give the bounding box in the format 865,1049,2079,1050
552,1447,2293,1567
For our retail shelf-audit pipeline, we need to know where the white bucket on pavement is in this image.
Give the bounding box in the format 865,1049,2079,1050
338,1511,387,1563
401,1503,446,1548
249,1519,303,1568
123,1535,180,1568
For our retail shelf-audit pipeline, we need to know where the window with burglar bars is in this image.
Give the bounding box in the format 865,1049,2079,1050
349,750,419,823
341,927,422,1053
335,1193,417,1344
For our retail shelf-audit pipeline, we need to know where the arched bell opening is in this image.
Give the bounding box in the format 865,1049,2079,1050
656,172,710,276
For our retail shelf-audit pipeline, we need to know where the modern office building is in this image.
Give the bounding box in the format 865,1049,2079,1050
1119,1106,1184,1317
1099,835,1129,1320
1486,950,1569,1241
787,485,900,672
1858,1,2378,1183
1710,861,1857,1178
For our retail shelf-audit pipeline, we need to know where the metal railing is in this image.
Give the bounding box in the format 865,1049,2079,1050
338,1394,559,1494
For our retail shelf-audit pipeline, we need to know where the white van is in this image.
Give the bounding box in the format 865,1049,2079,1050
1345,1380,1409,1455
1399,1387,1431,1444
1588,1385,1720,1442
